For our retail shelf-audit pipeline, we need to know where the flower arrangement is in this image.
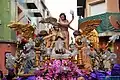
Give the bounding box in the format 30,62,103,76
32,59,86,80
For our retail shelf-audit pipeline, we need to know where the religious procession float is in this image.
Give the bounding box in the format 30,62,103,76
4,16,120,80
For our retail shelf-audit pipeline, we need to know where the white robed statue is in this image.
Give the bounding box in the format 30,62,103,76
49,36,78,59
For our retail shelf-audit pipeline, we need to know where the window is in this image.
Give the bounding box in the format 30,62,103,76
90,2,107,16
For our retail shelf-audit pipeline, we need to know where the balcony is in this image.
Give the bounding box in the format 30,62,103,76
18,0,42,17
28,9,42,17
26,3,37,9
22,0,38,9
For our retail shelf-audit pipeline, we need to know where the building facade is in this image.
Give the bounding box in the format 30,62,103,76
85,0,119,17
17,0,51,34
77,0,120,17
0,0,17,74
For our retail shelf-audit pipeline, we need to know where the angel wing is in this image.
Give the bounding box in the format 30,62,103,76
22,24,35,40
7,22,24,31
39,17,58,26
7,22,35,40
79,19,102,35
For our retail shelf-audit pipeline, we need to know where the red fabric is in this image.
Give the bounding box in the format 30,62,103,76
21,38,28,43
16,31,22,36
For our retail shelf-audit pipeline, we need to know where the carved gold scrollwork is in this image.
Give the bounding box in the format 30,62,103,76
7,22,35,40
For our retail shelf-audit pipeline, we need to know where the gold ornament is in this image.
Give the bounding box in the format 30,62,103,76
7,22,35,40
79,19,101,35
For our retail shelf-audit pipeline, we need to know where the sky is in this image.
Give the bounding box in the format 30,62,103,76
45,0,78,42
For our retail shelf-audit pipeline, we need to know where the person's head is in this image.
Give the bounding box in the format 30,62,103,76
59,13,66,21
38,30,48,37
73,30,81,38
53,26,59,31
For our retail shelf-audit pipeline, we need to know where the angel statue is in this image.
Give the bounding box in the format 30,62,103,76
73,19,102,71
39,17,65,48
73,31,91,69
7,22,36,58
34,30,57,66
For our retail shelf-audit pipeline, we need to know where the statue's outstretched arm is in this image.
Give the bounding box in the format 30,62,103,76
68,14,74,25
68,26,75,31
43,34,55,40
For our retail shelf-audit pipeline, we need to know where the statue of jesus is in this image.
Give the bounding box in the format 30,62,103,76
58,13,74,49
